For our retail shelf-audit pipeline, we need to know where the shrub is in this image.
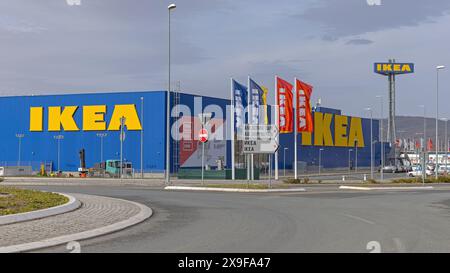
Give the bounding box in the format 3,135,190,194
284,178,303,184
367,179,378,184
392,176,450,184
283,178,311,184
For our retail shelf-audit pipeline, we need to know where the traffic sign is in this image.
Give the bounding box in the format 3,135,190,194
238,124,278,141
240,125,279,154
242,139,279,154
199,128,208,143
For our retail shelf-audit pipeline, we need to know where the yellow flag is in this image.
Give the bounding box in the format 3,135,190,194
261,86,269,125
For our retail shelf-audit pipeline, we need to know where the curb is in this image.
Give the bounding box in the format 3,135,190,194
0,196,152,253
165,186,306,193
339,185,434,191
0,193,81,226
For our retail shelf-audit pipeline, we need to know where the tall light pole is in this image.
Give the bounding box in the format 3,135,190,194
166,3,176,185
443,118,448,175
283,148,288,177
348,149,353,174
365,108,374,179
319,148,324,175
53,135,64,172
120,117,126,179
140,96,144,179
376,95,384,181
96,133,107,163
436,65,445,179
419,105,426,183
15,133,25,166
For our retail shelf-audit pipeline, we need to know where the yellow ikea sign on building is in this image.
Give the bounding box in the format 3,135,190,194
301,112,365,147
29,104,142,132
374,62,414,75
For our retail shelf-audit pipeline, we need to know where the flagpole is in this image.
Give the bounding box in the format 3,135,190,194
275,75,279,180
231,78,235,180
248,76,254,181
294,78,298,179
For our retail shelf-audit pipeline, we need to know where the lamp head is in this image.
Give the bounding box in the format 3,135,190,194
168,3,176,10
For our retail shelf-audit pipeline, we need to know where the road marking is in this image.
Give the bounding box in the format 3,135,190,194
393,238,406,252
342,213,376,225
339,186,372,191
164,186,306,193
339,186,434,191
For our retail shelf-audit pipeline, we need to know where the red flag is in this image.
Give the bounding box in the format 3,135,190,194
427,138,433,151
415,139,420,150
296,79,313,133
276,76,294,133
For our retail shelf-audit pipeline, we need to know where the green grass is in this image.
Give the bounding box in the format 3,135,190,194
0,187,68,216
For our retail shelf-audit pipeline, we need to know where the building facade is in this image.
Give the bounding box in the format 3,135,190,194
0,91,384,174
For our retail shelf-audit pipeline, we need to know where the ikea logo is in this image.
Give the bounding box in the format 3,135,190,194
29,104,142,132
301,112,365,147
374,63,414,75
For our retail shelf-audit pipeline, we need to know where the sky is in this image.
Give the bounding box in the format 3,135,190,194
1,0,450,118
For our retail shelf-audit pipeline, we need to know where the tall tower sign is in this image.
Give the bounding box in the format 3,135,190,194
374,59,414,162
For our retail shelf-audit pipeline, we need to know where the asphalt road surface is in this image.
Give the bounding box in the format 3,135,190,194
24,185,450,253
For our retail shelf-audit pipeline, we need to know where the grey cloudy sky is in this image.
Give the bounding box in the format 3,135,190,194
1,0,450,118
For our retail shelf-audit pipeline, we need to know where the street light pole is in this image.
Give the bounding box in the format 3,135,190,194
348,149,353,174
53,135,64,172
319,148,324,175
166,3,176,185
283,148,288,177
376,95,384,181
120,117,126,179
444,118,448,175
96,133,107,163
140,96,144,179
15,133,25,166
366,108,374,180
436,65,445,179
420,105,426,183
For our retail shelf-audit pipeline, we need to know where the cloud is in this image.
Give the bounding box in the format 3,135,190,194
0,16,46,34
300,0,450,39
345,38,374,45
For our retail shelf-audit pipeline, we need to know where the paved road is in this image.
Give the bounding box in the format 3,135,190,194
20,185,450,253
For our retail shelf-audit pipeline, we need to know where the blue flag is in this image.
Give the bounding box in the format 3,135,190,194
249,78,263,125
232,79,247,133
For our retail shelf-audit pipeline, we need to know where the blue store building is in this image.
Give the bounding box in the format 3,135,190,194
0,90,385,175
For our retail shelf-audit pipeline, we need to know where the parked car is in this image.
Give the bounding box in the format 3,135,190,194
408,165,433,177
437,165,450,175
381,165,398,173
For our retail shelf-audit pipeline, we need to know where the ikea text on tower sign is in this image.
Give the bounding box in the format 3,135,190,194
374,63,415,75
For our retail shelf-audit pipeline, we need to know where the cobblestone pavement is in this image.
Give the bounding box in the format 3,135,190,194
0,193,142,247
